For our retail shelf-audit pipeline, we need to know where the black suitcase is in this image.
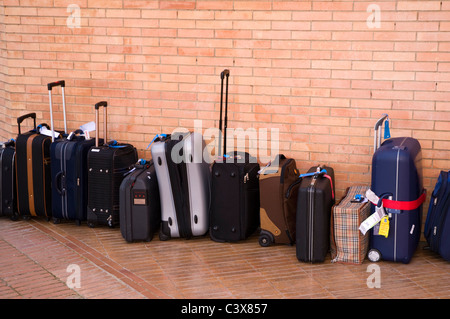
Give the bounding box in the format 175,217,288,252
87,101,138,228
0,139,18,220
48,80,99,225
295,165,335,263
119,159,161,242
209,69,261,242
15,113,56,219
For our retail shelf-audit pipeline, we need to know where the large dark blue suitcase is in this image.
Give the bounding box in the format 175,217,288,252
51,131,99,225
424,170,450,261
47,80,100,225
367,115,426,264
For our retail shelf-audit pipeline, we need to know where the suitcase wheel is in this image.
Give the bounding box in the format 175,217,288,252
259,231,274,247
53,218,61,225
75,220,81,226
10,213,19,221
159,231,170,241
87,222,96,228
368,249,381,262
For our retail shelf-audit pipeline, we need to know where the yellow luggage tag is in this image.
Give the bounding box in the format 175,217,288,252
378,216,390,238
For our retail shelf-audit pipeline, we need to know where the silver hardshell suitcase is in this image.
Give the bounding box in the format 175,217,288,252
150,131,211,240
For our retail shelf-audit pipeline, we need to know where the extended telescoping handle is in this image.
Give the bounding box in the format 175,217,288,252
373,113,388,152
47,80,67,142
17,113,37,135
94,101,108,147
218,69,230,157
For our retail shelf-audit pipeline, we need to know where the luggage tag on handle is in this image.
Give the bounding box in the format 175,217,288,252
383,114,391,139
359,204,387,235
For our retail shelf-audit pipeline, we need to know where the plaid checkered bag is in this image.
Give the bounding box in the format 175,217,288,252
330,185,371,264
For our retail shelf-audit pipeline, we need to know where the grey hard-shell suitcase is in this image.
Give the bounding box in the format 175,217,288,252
150,131,211,240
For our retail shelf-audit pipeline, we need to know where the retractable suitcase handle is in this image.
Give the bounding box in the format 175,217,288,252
17,113,37,135
94,101,108,147
373,113,390,152
218,69,230,157
47,80,67,142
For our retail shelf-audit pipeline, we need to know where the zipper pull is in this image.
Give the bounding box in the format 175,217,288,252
433,226,437,236
77,178,80,186
244,173,249,183
434,197,438,206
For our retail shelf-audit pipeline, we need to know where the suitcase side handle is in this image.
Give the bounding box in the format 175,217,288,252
17,113,37,135
94,101,108,147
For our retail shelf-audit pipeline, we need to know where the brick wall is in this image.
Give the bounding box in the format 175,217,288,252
0,0,449,204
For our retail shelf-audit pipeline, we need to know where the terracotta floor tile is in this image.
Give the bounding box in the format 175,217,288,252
1,217,449,300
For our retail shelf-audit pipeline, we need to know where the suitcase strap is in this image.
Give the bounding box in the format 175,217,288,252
366,189,427,211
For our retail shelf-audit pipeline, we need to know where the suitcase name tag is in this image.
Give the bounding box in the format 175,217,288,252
378,216,390,238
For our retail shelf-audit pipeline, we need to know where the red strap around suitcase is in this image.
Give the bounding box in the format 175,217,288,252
380,190,427,211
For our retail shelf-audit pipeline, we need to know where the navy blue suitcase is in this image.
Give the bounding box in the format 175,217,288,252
367,115,426,264
424,170,450,261
51,131,100,225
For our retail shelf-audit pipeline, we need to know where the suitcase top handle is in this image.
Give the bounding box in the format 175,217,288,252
47,80,65,90
17,113,36,135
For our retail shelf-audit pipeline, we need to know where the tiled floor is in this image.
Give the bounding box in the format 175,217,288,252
0,216,449,300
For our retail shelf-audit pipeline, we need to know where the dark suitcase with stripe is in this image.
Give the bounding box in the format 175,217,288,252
424,170,450,261
296,165,335,263
15,113,55,219
0,139,17,220
51,131,98,225
87,101,138,228
209,70,261,242
119,159,161,242
366,115,426,264
48,81,99,225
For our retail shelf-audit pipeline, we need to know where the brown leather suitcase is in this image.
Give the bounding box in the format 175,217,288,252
258,154,300,246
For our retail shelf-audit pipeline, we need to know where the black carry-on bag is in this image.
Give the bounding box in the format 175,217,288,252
87,101,138,228
48,80,100,225
209,69,261,242
0,139,18,220
15,112,60,219
119,159,161,242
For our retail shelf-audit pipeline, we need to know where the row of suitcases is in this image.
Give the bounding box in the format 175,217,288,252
0,72,448,264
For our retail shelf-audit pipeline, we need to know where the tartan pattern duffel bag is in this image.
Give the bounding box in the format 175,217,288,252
330,185,371,264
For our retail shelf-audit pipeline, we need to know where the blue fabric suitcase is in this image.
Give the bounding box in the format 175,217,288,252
424,170,450,261
51,131,99,225
367,115,426,264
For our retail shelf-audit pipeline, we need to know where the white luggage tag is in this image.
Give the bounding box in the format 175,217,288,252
39,126,61,139
359,204,387,235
